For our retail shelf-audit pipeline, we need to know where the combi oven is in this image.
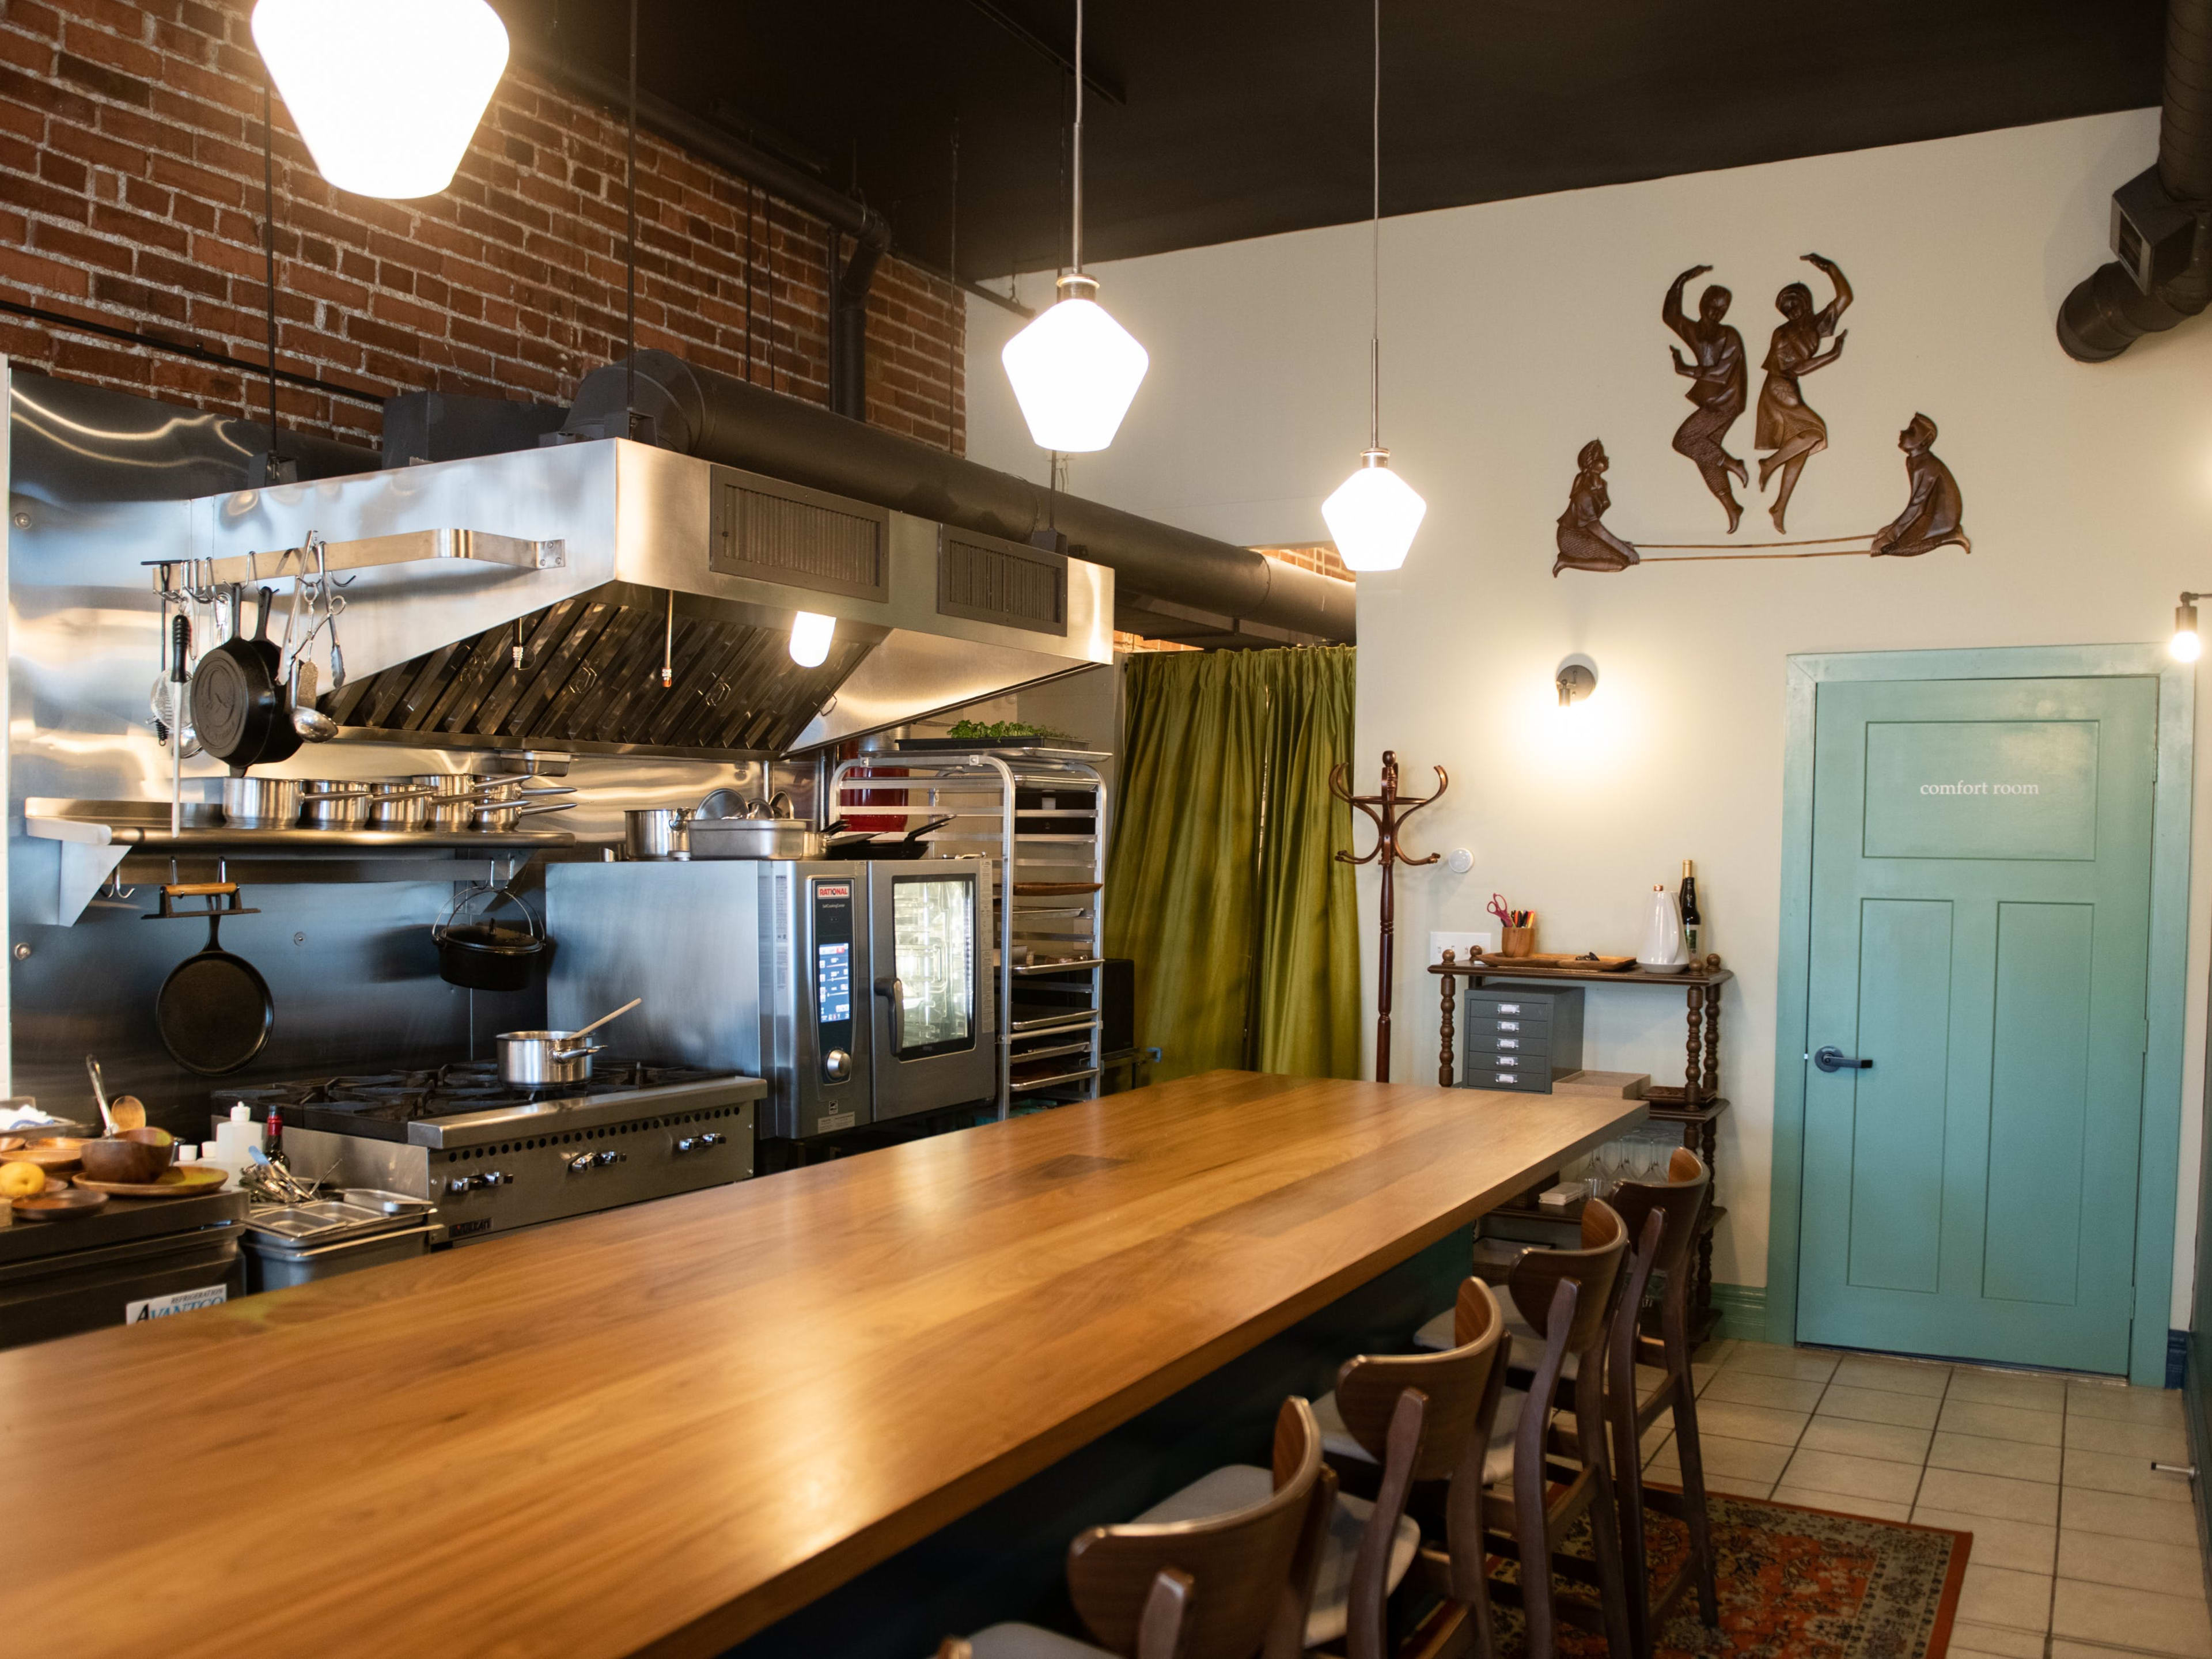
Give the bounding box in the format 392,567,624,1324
547,859,994,1139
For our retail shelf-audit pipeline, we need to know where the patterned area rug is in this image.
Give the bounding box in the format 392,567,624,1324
1491,1490,1971,1659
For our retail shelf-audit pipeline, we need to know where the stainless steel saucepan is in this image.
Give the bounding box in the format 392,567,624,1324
496,998,641,1088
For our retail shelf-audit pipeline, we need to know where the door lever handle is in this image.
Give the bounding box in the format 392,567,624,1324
1813,1046,1873,1073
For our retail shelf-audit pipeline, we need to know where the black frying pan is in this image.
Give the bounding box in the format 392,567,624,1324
191,587,300,772
152,884,273,1075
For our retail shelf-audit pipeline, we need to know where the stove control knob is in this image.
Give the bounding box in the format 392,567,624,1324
446,1176,473,1195
823,1048,853,1082
567,1152,594,1173
698,1132,724,1149
675,1136,698,1155
480,1170,507,1187
594,1150,620,1168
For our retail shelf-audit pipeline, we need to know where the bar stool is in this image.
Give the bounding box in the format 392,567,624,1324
1604,1149,1718,1657
1306,1278,1510,1659
1461,1201,1634,1659
945,1397,1338,1659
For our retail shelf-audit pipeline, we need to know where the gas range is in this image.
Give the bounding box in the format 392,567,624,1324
221,1060,765,1243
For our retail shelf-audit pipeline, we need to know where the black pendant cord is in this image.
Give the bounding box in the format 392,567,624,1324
624,0,638,429
743,181,755,384
1368,0,1380,452
262,70,280,464
947,118,959,449
1071,0,1083,274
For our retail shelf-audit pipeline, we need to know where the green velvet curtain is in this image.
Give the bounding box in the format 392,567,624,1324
1105,646,1361,1081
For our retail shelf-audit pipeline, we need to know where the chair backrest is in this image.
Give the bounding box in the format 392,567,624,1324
1068,1396,1333,1659
1331,1278,1507,1482
1506,1196,1628,1357
1606,1206,1669,1415
1607,1148,1709,1288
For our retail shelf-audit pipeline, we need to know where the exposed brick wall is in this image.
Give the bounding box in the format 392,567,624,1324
0,0,964,453
1255,543,1355,582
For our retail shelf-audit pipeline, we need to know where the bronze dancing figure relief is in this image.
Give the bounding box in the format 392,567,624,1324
1554,439,1639,576
1662,264,1749,532
1871,412,1969,556
1756,253,1853,532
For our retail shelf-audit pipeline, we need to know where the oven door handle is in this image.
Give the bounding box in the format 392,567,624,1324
875,976,904,1056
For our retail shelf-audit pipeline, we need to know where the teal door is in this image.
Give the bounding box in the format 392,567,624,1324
1799,676,2157,1373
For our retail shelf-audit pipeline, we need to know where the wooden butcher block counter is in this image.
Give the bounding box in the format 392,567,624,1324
0,1070,1643,1659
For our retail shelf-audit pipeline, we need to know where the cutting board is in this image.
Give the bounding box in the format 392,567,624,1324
1480,952,1637,972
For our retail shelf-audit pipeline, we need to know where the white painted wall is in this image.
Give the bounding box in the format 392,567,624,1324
968,111,2212,1325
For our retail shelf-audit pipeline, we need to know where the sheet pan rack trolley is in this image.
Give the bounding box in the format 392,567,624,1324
1430,950,1736,1342
828,745,1108,1119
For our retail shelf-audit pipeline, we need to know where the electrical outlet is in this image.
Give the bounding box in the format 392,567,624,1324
1429,930,1495,965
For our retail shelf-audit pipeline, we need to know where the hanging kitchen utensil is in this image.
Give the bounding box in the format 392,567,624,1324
432,885,544,991
145,881,273,1076
191,586,299,772
84,1055,112,1135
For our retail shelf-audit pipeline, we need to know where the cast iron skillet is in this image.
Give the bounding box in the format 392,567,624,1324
152,884,274,1075
191,586,300,772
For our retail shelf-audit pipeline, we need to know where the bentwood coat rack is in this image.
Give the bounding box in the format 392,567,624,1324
1331,750,1446,1082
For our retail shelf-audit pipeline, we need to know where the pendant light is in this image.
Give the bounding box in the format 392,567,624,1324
251,0,509,200
1321,0,1426,572
1000,0,1149,452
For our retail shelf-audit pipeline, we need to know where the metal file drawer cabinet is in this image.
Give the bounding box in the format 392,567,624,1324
1459,985,1584,1093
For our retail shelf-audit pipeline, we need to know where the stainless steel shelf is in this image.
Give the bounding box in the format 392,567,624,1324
1010,1066,1102,1094
1007,1010,1101,1036
1012,957,1107,975
25,800,574,852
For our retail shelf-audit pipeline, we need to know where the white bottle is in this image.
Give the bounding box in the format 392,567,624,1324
1637,883,1688,972
199,1102,266,1176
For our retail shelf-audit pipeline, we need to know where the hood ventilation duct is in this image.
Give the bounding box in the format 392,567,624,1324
173,437,1113,761
560,350,1357,647
2057,0,2212,362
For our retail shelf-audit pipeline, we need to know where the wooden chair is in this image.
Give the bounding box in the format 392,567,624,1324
1309,1278,1510,1659
1472,1200,1634,1659
1603,1149,1718,1657
948,1397,1338,1659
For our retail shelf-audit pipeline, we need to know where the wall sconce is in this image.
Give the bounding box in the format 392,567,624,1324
1555,656,1598,707
2172,593,2202,662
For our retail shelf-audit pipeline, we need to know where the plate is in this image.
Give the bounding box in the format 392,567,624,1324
67,1165,229,1199
0,1137,85,1171
12,1187,107,1219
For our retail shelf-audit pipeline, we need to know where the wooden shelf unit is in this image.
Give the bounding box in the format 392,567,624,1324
1430,955,1736,1342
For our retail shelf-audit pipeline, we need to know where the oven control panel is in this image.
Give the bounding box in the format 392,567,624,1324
812,878,855,1085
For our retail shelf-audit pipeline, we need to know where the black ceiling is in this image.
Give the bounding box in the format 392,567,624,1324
502,1,2162,288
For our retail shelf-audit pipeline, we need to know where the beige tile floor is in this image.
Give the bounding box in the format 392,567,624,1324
1641,1339,2208,1659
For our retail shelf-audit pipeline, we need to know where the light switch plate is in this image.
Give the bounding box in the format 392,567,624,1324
1429,930,1495,965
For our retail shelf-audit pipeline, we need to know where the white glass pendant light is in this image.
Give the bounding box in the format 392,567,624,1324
252,0,509,200
1001,1,1149,452
789,611,838,668
1321,0,1426,572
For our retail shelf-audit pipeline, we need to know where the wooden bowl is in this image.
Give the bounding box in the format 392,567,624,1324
78,1130,175,1185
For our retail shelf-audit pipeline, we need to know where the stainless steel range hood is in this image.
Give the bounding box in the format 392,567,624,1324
180,438,1113,758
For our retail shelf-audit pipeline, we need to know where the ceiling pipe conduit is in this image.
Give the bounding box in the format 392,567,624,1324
512,39,893,419
2057,0,2212,362
562,351,1356,645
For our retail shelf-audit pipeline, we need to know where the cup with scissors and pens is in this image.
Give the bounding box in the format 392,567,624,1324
1488,893,1536,958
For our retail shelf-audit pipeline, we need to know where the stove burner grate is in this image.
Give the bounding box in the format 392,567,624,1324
225,1058,733,1141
